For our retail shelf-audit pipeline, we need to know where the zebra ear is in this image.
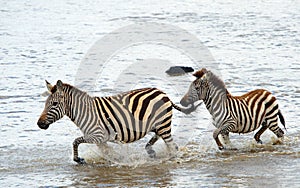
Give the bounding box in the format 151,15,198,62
45,80,53,92
193,68,208,78
56,80,63,90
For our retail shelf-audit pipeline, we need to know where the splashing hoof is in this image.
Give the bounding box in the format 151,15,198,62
74,157,86,164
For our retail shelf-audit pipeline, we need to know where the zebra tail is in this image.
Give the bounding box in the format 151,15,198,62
278,110,287,131
171,102,202,114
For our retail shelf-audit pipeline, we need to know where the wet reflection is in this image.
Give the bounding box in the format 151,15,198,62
70,163,175,187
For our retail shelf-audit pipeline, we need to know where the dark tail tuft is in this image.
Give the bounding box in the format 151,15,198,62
278,110,287,131
171,102,202,114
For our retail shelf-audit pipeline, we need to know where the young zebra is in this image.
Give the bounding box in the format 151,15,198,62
180,68,286,150
37,80,197,164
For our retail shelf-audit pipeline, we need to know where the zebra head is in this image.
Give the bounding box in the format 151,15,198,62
180,68,210,107
37,80,66,130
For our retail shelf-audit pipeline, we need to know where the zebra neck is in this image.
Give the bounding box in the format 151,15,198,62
203,87,227,119
65,89,96,127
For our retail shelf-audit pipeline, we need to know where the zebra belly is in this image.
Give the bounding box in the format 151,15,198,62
235,118,262,133
115,121,153,143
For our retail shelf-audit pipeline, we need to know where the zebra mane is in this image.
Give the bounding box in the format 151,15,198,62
60,83,90,97
194,68,227,93
207,71,226,91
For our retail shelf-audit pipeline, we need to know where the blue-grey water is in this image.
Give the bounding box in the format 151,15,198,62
1,0,300,187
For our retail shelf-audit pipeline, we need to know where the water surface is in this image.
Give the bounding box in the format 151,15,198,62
0,0,299,187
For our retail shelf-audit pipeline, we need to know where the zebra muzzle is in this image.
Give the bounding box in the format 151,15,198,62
37,112,50,129
180,97,190,107
37,120,50,130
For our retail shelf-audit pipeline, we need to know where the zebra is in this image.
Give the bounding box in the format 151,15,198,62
180,68,286,150
37,80,198,164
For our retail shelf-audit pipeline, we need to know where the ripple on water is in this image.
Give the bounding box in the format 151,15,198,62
0,0,299,187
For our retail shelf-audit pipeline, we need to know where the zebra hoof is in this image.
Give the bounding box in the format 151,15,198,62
218,146,225,150
257,140,263,144
74,157,86,164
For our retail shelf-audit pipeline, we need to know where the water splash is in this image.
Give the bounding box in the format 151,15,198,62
81,140,177,167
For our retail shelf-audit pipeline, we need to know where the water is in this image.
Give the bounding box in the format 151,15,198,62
1,0,300,187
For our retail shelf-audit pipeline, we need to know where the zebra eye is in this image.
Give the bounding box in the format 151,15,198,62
52,101,59,106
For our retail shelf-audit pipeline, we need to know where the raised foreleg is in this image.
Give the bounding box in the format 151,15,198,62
73,134,104,164
213,122,236,150
73,136,87,164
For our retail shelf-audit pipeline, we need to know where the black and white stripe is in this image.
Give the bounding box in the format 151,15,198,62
180,68,286,150
38,80,196,163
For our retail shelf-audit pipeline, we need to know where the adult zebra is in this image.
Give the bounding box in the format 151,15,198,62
37,80,198,164
180,68,286,150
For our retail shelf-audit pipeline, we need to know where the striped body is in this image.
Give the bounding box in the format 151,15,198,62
181,68,286,150
93,88,173,143
37,80,195,163
225,89,281,134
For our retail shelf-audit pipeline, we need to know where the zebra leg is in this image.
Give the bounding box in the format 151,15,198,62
213,122,235,150
163,136,178,156
213,128,224,150
254,121,268,144
269,123,284,145
157,124,178,156
265,113,285,138
268,122,284,139
73,136,87,164
145,134,159,158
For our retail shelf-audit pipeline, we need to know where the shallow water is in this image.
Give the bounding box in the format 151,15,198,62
1,0,300,187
